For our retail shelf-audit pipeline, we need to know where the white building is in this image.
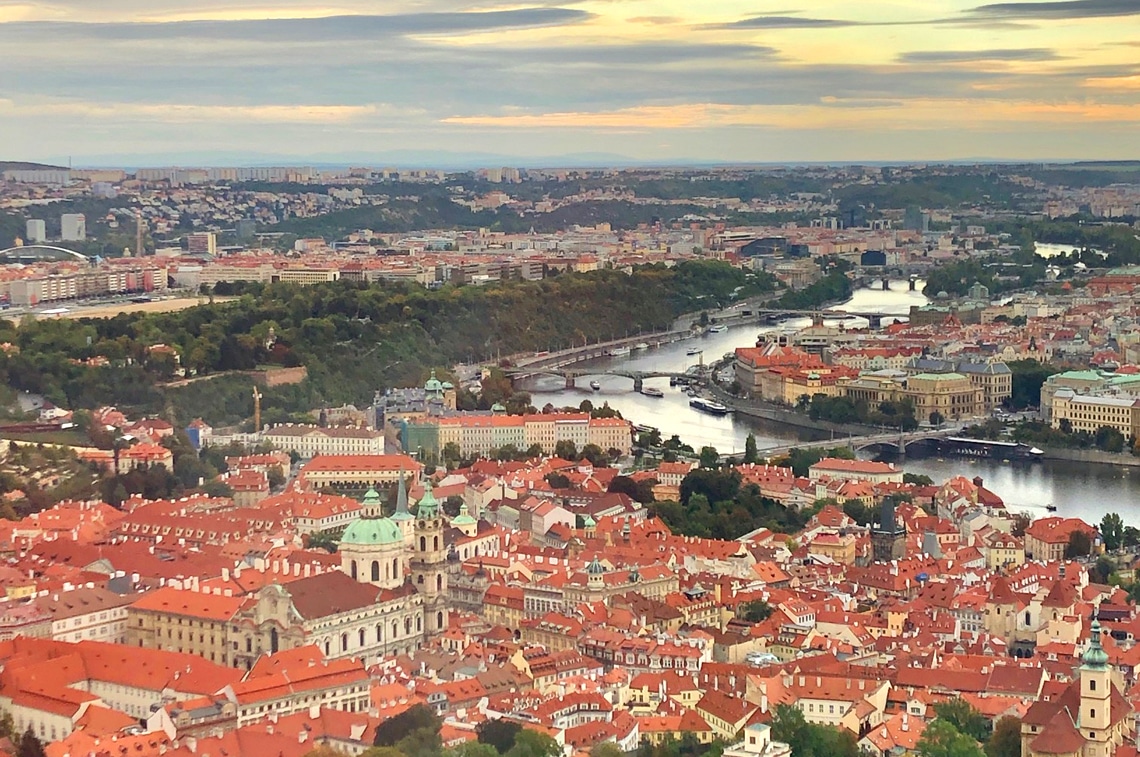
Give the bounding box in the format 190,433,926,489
61,213,86,242
25,219,46,243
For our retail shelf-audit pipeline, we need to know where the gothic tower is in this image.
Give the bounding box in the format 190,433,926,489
412,479,449,639
870,499,907,562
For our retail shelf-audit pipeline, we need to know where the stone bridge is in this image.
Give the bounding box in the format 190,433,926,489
754,426,960,460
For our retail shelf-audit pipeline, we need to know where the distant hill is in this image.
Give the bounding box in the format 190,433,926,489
0,161,68,172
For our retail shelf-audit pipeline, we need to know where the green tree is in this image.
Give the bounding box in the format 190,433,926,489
580,443,608,467
917,720,984,757
589,744,624,757
744,433,758,464
770,705,857,757
985,718,1021,757
737,600,773,622
930,411,945,427
477,719,522,754
933,698,990,742
903,473,935,486
699,446,720,468
17,728,46,757
374,704,441,748
1065,529,1092,559
505,730,561,757
449,744,499,757
553,440,578,460
544,472,570,489
1101,513,1125,551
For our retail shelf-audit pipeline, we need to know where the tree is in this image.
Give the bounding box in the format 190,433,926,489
744,433,758,464
608,475,655,504
580,443,608,467
770,705,857,757
266,464,286,488
1095,425,1125,453
985,718,1022,757
305,748,353,757
903,473,934,486
1065,529,1092,559
933,698,990,742
505,729,561,757
544,472,570,489
737,600,773,622
699,446,720,468
374,704,441,747
589,744,624,757
450,744,500,757
1101,512,1125,551
930,411,945,427
916,720,983,757
478,719,522,754
553,440,578,460
17,728,46,757
1092,556,1115,585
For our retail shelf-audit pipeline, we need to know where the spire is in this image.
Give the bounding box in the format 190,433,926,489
396,470,408,513
418,477,439,519
1083,617,1109,669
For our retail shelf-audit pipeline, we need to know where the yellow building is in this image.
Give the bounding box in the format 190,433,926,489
127,587,242,667
1050,389,1140,438
904,373,985,423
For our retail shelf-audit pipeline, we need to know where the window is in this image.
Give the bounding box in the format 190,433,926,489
1090,680,1097,691
372,561,380,582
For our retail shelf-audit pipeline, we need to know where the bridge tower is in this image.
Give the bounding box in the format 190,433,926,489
871,499,907,562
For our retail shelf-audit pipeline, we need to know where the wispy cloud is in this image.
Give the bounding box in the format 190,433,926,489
966,0,1140,19
897,48,1064,63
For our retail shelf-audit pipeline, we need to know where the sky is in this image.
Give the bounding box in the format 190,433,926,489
2,0,1140,165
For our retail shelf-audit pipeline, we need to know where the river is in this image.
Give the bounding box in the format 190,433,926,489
525,280,928,455
525,279,1134,524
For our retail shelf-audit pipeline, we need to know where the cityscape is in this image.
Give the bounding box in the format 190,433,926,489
4,2,1140,757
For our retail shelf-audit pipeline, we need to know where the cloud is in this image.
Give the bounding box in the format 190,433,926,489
0,8,592,42
0,100,388,123
967,0,1140,19
704,15,862,30
897,48,1064,63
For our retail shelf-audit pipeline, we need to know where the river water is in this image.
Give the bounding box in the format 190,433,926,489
525,279,1135,524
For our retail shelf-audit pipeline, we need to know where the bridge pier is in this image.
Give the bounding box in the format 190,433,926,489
881,278,891,290
633,377,643,392
565,375,575,389
908,278,917,291
868,315,882,330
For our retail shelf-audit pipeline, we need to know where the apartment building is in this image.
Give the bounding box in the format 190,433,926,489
262,425,386,458
1050,389,1140,438
296,454,421,491
401,413,632,460
223,647,371,726
32,587,134,644
128,586,244,666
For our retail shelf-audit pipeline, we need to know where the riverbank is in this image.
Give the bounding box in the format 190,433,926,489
704,382,882,437
1039,446,1140,468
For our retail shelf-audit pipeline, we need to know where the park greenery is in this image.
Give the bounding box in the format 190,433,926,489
0,261,774,428
648,446,856,539
800,394,919,431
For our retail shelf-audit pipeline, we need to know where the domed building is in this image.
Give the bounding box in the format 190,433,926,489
340,486,407,589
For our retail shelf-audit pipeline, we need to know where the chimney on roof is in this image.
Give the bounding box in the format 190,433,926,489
222,568,230,582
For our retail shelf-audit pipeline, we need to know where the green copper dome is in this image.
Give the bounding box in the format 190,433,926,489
417,479,439,519
451,503,476,527
425,369,444,394
1083,619,1109,669
341,516,404,547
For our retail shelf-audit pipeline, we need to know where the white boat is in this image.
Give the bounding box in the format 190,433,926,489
690,397,731,415
686,348,702,356
590,380,601,391
607,346,631,357
640,387,664,398
707,324,727,333
633,343,649,351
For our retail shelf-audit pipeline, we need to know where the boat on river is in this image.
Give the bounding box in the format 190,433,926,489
689,397,730,415
707,324,727,334
590,380,601,391
640,387,664,398
608,346,631,357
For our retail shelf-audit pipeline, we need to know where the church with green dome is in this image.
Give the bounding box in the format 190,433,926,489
339,483,408,589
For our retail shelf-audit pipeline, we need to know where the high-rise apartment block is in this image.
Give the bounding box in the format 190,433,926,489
61,213,86,242
25,219,46,244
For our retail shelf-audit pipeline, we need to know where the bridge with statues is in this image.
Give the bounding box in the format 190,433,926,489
752,426,961,460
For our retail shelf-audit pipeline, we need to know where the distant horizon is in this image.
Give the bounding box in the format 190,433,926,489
3,1,1140,162
11,154,1140,173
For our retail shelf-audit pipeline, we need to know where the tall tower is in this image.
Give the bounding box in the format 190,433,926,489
412,479,449,639
871,499,907,562
1080,618,1112,743
391,469,415,544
